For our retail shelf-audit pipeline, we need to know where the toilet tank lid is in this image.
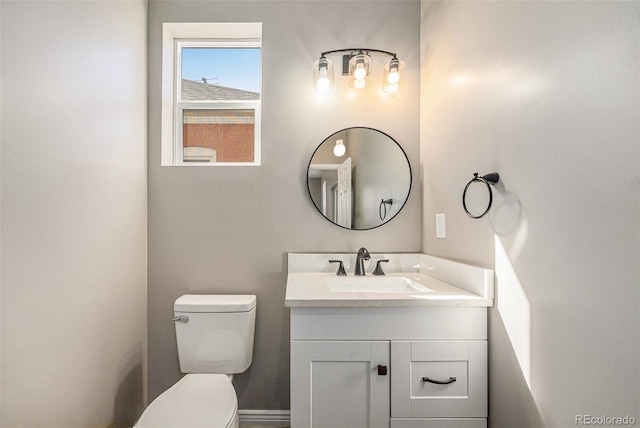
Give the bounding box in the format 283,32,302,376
175,294,256,313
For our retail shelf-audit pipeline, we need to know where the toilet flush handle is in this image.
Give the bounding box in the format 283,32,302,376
172,316,189,323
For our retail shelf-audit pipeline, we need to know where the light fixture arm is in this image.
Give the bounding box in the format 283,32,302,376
320,48,397,59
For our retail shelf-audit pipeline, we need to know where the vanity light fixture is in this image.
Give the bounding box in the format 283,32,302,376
313,48,405,93
333,139,346,157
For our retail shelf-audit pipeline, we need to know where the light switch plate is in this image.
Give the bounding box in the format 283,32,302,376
436,213,446,239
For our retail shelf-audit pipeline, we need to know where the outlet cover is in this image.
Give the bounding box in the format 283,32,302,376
436,213,446,239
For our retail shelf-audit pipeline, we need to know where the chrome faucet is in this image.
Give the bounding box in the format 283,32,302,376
354,247,371,276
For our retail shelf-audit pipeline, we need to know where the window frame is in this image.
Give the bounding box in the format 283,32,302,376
175,39,261,166
161,23,263,167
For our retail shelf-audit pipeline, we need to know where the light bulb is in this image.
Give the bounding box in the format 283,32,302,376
387,58,400,84
387,69,400,84
316,77,330,91
354,63,367,81
316,73,331,91
316,67,330,90
382,58,404,93
333,139,346,157
313,56,334,92
349,53,370,82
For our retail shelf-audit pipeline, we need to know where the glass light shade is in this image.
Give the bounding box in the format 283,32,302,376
382,58,405,93
333,139,346,157
349,53,371,81
313,57,334,92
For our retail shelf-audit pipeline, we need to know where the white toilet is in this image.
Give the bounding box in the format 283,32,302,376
136,294,257,428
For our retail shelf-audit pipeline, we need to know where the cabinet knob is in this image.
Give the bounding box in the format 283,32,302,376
377,365,388,376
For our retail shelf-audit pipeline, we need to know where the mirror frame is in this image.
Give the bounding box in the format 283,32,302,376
306,127,412,230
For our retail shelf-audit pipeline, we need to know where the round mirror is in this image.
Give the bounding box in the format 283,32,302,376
307,127,411,230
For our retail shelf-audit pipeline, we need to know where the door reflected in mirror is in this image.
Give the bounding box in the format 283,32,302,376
307,127,411,230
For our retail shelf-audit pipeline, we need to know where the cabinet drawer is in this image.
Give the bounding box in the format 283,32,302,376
391,341,487,418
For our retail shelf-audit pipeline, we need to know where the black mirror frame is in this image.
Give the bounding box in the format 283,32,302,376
306,127,412,231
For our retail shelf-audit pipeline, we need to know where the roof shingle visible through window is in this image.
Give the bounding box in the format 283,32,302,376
181,79,260,101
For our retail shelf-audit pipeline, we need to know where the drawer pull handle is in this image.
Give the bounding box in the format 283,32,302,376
422,376,456,385
377,365,388,376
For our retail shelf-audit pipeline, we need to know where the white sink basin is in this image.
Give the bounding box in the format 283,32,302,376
324,275,433,293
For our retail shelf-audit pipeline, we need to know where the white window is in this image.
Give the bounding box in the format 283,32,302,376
162,23,262,166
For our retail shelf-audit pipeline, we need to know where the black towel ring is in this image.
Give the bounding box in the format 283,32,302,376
379,199,393,221
463,172,500,219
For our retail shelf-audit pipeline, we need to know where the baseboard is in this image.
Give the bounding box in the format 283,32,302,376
238,409,291,425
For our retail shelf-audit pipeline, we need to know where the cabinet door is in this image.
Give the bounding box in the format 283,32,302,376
391,341,487,418
291,340,390,428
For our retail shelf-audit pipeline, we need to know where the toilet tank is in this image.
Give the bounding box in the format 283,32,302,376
174,294,256,374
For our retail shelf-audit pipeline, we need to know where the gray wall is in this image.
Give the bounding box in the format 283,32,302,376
420,1,639,427
1,1,148,426
0,0,3,414
148,1,421,408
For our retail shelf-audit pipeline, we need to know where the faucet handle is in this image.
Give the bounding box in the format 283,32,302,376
329,260,347,276
372,259,390,276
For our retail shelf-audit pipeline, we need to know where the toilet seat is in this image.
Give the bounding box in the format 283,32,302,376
135,374,238,428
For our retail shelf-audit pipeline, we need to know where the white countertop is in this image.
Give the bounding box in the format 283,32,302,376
285,272,492,307
285,253,494,308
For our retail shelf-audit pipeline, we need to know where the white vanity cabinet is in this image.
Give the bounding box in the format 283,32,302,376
289,307,488,428
286,253,494,428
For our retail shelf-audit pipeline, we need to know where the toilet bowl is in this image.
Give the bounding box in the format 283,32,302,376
135,295,256,427
136,374,239,428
